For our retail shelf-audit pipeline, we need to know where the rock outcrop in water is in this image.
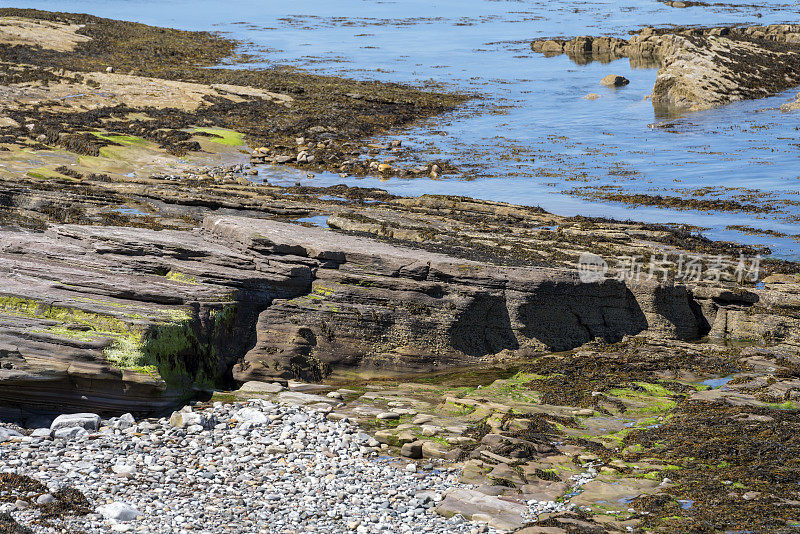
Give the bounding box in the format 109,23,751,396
532,25,800,111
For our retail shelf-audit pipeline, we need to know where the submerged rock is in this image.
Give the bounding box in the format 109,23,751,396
780,92,800,111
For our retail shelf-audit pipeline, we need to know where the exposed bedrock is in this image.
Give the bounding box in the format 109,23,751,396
532,24,800,110
2,216,798,415
0,223,312,416
206,216,703,381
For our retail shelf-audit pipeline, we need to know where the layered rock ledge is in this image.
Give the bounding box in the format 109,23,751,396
3,213,799,418
532,25,800,110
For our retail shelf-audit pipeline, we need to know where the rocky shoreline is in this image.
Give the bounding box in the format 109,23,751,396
0,400,491,533
1,9,800,534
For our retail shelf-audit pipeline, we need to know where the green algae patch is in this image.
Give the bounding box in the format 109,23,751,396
165,270,199,285
192,127,245,146
30,325,105,342
440,400,477,416
0,295,132,334
0,294,237,392
766,400,799,410
25,166,75,181
606,388,677,415
480,371,544,403
633,381,678,397
91,132,150,147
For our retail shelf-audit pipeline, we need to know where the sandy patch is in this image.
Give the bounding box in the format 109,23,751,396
0,16,92,52
0,67,294,113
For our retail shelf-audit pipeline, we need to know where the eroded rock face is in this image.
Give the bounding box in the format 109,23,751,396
206,216,702,382
2,214,797,414
0,223,311,414
532,25,800,111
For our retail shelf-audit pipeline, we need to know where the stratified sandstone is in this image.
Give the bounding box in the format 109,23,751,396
3,214,799,416
0,223,310,415
208,215,700,382
532,25,800,110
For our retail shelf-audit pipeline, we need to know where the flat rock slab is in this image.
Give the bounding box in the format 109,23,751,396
436,488,528,531
276,391,341,406
238,381,286,394
690,388,767,407
571,477,659,507
287,380,332,393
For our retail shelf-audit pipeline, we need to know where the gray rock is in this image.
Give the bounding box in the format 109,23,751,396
234,407,269,425
36,493,56,505
0,428,22,441
238,381,285,394
50,413,101,432
115,413,135,430
412,415,434,425
96,502,141,522
52,426,88,440
276,391,340,406
400,440,423,459
112,464,137,478
169,410,204,428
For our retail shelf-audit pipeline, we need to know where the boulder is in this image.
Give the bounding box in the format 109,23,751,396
53,426,88,440
421,440,459,460
31,428,51,438
0,428,22,441
50,413,101,432
234,407,269,425
169,410,204,429
600,74,630,87
400,440,423,459
115,413,135,430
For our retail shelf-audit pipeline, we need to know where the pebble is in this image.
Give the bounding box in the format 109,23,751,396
0,401,499,534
